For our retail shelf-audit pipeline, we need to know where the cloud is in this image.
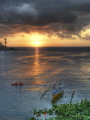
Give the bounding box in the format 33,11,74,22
0,0,90,40
7,3,38,17
0,24,14,38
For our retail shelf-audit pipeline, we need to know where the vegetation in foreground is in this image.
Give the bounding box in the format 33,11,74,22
29,99,90,120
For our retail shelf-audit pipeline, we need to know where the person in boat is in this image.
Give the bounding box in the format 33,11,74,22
52,84,56,89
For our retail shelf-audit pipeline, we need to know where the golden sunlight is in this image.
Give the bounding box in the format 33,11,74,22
80,29,90,37
30,33,44,47
3,31,90,47
35,41,39,45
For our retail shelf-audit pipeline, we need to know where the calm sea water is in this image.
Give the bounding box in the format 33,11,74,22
0,47,90,120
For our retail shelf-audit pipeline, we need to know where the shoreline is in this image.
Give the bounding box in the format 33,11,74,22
29,99,90,120
1,99,90,120
0,47,25,51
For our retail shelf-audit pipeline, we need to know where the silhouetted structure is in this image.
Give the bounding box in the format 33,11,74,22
4,38,7,48
0,38,23,51
0,42,3,49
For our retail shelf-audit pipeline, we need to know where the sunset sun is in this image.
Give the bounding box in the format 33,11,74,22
29,33,46,47
35,41,39,45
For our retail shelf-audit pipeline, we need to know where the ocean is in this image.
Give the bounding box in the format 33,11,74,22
0,47,90,120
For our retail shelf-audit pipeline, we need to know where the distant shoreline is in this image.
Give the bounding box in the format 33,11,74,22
0,46,90,51
0,47,25,51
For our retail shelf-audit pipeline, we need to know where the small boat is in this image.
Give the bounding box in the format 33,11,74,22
40,83,64,103
51,84,64,103
12,82,24,85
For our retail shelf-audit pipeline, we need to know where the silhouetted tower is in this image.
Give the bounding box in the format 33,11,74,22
4,38,7,48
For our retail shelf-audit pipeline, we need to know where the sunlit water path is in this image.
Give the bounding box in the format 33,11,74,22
0,47,90,120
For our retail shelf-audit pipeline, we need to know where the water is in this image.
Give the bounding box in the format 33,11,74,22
0,47,90,120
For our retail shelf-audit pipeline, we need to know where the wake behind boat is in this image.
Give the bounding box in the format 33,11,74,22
12,82,24,86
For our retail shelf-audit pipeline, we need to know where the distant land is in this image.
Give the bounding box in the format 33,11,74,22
0,38,25,51
0,47,25,51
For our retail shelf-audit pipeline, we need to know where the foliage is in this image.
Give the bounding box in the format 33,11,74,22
29,99,90,120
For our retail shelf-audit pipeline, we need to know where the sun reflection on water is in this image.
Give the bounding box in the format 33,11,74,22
29,47,45,91
33,47,40,76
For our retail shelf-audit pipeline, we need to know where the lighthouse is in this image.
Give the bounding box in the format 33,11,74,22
4,38,7,48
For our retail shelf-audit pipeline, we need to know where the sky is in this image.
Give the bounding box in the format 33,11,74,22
0,0,90,47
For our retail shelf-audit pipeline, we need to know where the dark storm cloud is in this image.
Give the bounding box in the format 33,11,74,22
0,0,90,39
0,0,74,25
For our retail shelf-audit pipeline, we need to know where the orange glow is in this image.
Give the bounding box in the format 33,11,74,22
35,41,39,45
80,29,90,37
30,33,45,47
1,31,90,47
